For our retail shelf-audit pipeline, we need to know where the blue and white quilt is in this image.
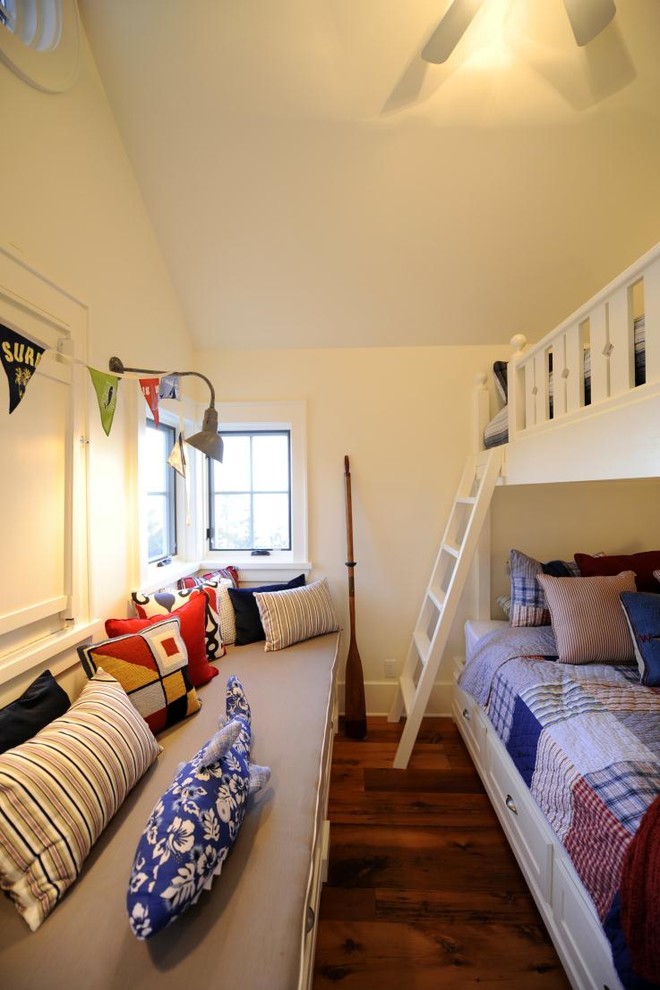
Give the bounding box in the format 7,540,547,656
459,627,660,922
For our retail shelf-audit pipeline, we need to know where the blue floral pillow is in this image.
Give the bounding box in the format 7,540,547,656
127,676,270,939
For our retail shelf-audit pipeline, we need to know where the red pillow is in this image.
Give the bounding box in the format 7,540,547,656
105,593,219,687
575,551,660,594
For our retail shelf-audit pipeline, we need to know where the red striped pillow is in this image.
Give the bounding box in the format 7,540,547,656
537,571,636,664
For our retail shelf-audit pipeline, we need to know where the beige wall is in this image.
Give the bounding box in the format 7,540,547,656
490,479,660,610
0,20,194,690
197,344,504,712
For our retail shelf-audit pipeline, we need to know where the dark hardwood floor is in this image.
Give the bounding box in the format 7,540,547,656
312,716,571,990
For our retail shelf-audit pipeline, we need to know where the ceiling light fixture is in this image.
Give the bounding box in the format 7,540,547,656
108,356,224,462
421,0,616,64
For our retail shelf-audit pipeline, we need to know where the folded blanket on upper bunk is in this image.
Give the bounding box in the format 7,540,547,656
458,644,660,927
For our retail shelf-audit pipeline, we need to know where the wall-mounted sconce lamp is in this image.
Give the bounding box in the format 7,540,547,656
108,356,224,462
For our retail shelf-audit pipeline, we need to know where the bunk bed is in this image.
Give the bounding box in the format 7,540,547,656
455,242,660,990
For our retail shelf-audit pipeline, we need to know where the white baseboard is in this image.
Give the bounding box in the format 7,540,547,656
337,679,453,718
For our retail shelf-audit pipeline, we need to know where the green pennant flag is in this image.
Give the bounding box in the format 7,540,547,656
88,367,119,436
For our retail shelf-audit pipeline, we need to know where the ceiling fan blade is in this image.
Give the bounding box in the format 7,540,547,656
563,0,616,47
421,0,486,64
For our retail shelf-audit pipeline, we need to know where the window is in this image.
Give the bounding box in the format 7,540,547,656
208,431,291,552
204,401,308,572
145,419,178,563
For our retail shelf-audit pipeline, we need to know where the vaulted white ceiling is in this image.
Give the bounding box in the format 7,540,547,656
79,0,660,349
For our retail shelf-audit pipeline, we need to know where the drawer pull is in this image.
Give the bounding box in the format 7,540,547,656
505,794,518,815
462,708,470,721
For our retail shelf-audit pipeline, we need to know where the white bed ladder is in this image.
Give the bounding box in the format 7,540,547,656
388,447,504,769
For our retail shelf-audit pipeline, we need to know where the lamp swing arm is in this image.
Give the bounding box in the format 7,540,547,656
108,357,216,408
108,356,224,462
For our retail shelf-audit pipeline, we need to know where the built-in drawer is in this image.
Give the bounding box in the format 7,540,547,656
485,736,554,903
551,856,624,990
452,676,487,765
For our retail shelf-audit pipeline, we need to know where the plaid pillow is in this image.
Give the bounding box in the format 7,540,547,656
509,548,580,627
177,566,238,589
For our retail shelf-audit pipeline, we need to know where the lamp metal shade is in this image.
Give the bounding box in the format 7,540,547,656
185,407,224,462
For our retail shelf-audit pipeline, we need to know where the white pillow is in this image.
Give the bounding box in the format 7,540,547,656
254,578,339,651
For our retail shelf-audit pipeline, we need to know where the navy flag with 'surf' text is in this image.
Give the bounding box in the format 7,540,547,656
1,323,46,413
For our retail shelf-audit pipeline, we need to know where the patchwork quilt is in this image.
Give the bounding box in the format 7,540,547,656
459,631,660,926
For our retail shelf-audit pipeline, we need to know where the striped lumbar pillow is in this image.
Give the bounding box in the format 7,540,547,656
254,578,339,652
537,571,637,665
0,670,160,931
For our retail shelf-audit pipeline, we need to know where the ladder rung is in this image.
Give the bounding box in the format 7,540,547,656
400,675,416,714
442,541,460,558
413,629,431,664
456,496,476,505
427,587,445,611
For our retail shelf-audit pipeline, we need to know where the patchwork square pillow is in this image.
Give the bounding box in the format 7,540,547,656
537,571,637,664
509,549,580,627
620,592,660,686
255,578,339,652
105,592,218,688
131,585,224,661
177,566,239,590
0,670,160,931
228,574,306,645
0,669,70,754
78,617,201,734
575,551,660,594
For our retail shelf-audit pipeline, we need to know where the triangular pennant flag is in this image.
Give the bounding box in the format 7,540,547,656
88,367,119,437
159,374,180,400
140,377,160,426
0,323,46,413
167,431,187,478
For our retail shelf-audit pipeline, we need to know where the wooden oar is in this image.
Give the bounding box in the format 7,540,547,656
343,456,367,740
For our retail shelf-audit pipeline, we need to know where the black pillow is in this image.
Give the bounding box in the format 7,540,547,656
228,574,306,645
0,669,70,753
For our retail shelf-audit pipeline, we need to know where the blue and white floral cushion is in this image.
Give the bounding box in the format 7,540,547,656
127,675,270,939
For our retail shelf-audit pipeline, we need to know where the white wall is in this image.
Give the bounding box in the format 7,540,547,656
196,344,504,713
0,20,195,697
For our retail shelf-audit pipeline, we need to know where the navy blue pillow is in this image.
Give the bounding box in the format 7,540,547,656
620,592,660,687
228,574,305,645
0,670,70,753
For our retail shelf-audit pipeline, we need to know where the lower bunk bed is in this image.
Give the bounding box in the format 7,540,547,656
0,631,340,990
453,619,659,990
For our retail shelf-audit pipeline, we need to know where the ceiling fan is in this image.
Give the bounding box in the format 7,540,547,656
421,0,616,63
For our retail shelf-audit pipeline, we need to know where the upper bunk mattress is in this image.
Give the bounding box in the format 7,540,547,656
0,632,340,990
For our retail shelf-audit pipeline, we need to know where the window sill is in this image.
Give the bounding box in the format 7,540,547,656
137,560,201,596
200,558,312,586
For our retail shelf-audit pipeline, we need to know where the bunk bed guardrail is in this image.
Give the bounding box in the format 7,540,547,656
479,241,660,483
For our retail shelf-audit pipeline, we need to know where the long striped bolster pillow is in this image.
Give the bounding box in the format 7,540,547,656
254,578,339,652
537,571,637,665
0,669,160,931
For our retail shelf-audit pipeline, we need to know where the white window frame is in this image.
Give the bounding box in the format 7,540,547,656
132,397,199,594
201,400,310,582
